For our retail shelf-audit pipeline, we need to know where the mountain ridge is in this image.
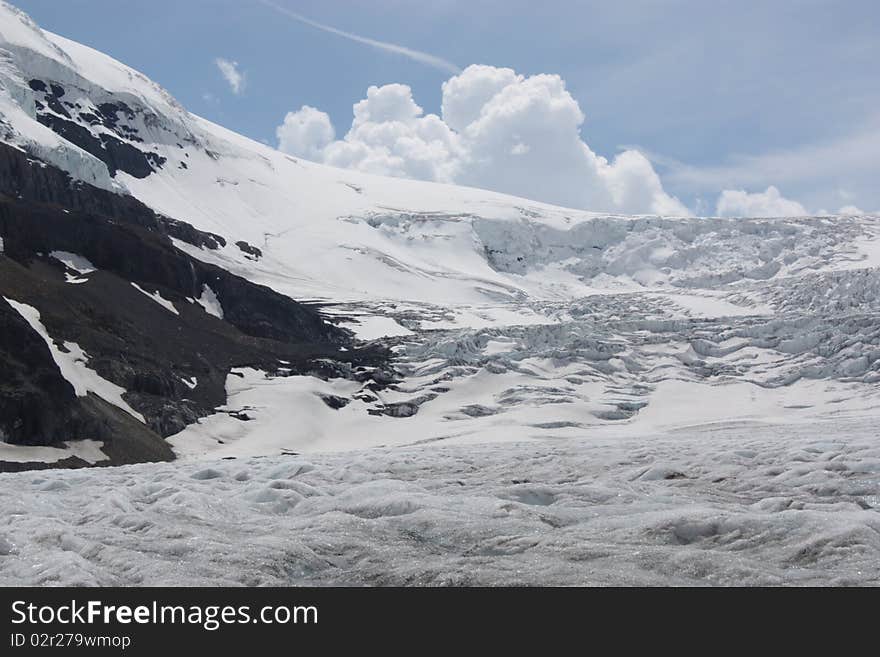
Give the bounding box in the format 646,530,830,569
0,1,878,470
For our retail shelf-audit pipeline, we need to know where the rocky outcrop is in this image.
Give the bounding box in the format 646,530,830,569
0,297,176,469
0,143,390,470
29,78,166,178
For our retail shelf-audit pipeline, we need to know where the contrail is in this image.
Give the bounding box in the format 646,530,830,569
256,0,460,74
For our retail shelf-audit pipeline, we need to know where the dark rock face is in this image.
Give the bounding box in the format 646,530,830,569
0,142,338,345
35,112,165,178
319,394,351,410
0,298,81,446
0,142,390,470
0,298,176,468
235,240,262,260
0,138,222,250
28,79,166,179
377,394,438,418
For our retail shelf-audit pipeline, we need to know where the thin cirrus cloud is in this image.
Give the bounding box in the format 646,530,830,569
662,123,880,194
649,116,880,215
256,0,460,74
215,58,245,95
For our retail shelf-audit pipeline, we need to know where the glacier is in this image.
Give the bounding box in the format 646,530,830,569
0,0,879,585
1,419,879,586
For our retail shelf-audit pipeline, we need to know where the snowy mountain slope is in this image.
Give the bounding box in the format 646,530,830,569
2,1,876,308
119,113,880,307
0,141,393,470
0,3,187,192
1,2,880,587
1,0,879,470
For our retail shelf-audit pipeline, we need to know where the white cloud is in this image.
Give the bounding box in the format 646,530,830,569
276,106,335,161
320,83,463,182
215,58,245,95
440,65,521,132
659,116,880,212
277,65,690,216
715,186,807,217
837,205,864,216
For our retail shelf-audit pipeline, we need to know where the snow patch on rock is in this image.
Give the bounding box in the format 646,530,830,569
50,250,95,274
195,284,223,319
131,282,178,315
4,297,144,422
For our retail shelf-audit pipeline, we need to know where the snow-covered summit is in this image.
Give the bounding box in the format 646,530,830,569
0,1,194,191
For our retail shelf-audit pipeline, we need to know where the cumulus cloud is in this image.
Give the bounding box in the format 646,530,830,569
836,205,864,216
215,58,245,95
715,186,807,217
440,65,521,133
320,83,463,183
276,65,690,215
276,106,335,161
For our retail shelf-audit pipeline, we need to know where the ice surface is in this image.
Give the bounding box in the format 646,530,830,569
1,420,878,586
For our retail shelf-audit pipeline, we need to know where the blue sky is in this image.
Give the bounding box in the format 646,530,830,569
13,0,880,214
